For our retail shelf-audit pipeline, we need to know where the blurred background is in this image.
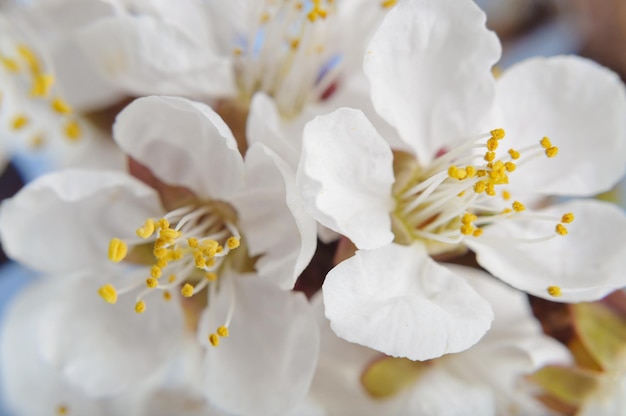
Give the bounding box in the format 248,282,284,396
1,0,625,414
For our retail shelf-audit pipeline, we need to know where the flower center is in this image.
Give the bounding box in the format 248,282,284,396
0,41,82,148
101,201,242,346
391,129,574,256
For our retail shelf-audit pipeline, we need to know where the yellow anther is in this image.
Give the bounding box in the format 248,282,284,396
201,240,219,257
194,252,206,268
160,228,181,241
16,45,40,73
51,97,72,114
0,56,19,72
381,0,397,7
30,73,54,97
501,208,512,214
209,333,219,347
57,404,68,415
545,147,559,158
474,181,486,193
136,218,155,238
217,326,229,337
206,272,218,282
158,218,170,229
547,285,562,297
484,151,495,162
98,284,118,304
216,245,224,254
502,190,511,200
153,247,167,258
556,224,568,236
163,291,172,301
508,149,520,160
156,258,168,268
135,300,146,314
181,283,194,298
460,224,475,235
490,128,505,140
29,134,45,149
486,138,499,151
290,39,300,50
154,237,167,248
461,213,477,225
447,165,467,180
492,160,504,171
512,201,526,212
504,161,516,172
476,169,487,177
466,166,476,178
457,191,465,197
150,265,162,279
233,47,243,56
227,236,240,250
485,183,496,196
169,249,183,260
64,119,81,141
108,238,128,263
561,213,575,224
472,228,483,237
206,257,216,267
168,274,177,283
188,237,198,248
540,137,552,149
11,114,29,130
146,278,158,288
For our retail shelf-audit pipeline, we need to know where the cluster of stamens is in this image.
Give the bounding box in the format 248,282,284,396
1,42,81,148
394,128,575,249
233,0,395,118
101,204,242,347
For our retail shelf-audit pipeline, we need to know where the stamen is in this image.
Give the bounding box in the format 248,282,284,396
11,114,29,130
181,283,194,298
555,224,568,235
57,404,68,415
136,219,156,239
561,213,575,224
64,120,81,141
381,0,397,7
108,238,128,263
30,73,54,97
51,97,72,114
547,285,562,297
98,284,118,304
209,333,220,347
135,300,146,314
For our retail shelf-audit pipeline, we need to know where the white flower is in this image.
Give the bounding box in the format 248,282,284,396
72,0,396,168
307,265,572,416
297,0,626,360
0,95,319,415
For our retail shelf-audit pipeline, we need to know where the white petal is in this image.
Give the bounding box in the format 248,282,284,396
323,243,493,361
234,143,316,290
0,170,162,274
364,0,501,163
38,271,186,397
200,274,319,416
76,15,235,98
113,96,245,200
1,278,111,416
496,56,626,196
467,199,626,302
297,108,395,250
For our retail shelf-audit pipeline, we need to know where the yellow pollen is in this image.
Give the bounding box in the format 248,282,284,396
217,326,229,337
57,404,68,415
206,272,218,281
290,39,300,50
163,291,172,301
547,285,562,297
476,169,487,177
64,120,81,141
381,0,397,7
0,56,19,72
540,137,552,149
466,166,476,177
474,181,486,193
188,237,198,248
512,201,526,212
168,274,177,283
146,278,158,288
545,147,559,158
227,236,240,249
206,257,216,267
51,97,72,114
486,183,496,196
170,249,183,261
98,284,118,304
181,283,194,298
136,218,156,238
461,213,477,225
504,162,516,172
30,73,54,97
135,300,146,314
16,45,41,73
460,224,474,235
472,228,483,237
508,149,520,160
154,237,166,248
11,114,29,130
156,258,168,268
561,213,575,224
108,238,127,263
501,208,512,214
484,151,495,162
486,138,499,151
556,224,568,236
153,247,167,258
448,165,467,180
490,128,505,140
194,252,206,268
201,239,219,257
501,190,511,200
150,265,162,279
209,333,219,347
158,218,170,229
160,228,181,241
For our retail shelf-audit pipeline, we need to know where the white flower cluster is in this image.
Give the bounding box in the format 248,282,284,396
0,0,625,415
